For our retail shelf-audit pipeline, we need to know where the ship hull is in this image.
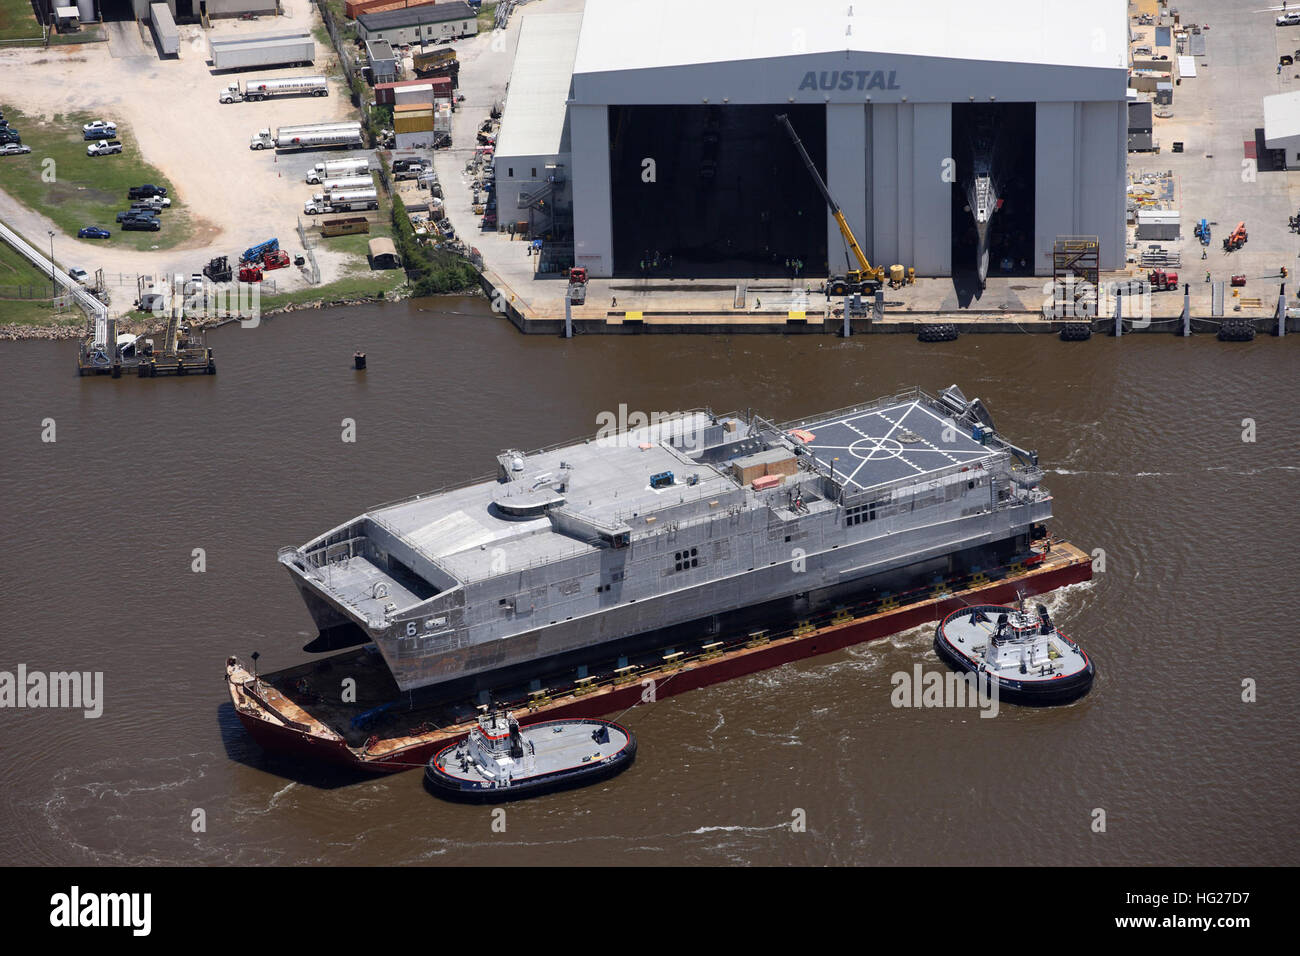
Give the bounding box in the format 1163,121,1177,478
423,719,637,802
228,542,1093,774
933,610,1094,707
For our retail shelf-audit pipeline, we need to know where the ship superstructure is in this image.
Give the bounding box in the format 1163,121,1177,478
277,386,1052,693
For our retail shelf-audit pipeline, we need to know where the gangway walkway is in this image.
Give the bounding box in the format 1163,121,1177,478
0,219,109,345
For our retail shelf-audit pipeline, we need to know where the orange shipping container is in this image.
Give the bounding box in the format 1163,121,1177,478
394,116,435,133
344,0,437,20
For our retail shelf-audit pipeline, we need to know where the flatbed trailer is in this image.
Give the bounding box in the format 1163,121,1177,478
226,538,1093,774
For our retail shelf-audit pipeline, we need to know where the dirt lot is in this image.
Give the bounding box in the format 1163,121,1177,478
0,0,375,312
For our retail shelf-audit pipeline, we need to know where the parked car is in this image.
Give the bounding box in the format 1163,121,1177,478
67,268,89,284
0,127,21,145
87,140,123,157
1279,12,1300,26
77,226,111,239
0,143,32,156
132,195,171,209
84,127,118,141
120,216,161,232
82,120,117,135
116,209,157,223
127,184,167,199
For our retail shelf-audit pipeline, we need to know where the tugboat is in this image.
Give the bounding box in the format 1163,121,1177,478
934,596,1094,706
424,711,637,802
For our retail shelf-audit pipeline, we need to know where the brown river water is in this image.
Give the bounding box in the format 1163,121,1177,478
1,300,1297,866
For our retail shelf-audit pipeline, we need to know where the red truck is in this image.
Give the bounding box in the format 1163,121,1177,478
1148,269,1178,290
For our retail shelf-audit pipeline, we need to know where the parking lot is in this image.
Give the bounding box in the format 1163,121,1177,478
0,0,369,312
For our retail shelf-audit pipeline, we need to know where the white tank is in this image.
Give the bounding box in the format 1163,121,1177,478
76,0,95,20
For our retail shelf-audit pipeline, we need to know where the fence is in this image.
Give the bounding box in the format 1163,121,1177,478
315,0,359,88
0,285,55,300
296,216,322,285
0,220,107,326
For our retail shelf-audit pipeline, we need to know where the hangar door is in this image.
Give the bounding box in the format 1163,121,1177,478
607,104,828,278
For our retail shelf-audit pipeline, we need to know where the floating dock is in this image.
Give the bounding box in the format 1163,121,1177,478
227,538,1093,775
76,305,215,378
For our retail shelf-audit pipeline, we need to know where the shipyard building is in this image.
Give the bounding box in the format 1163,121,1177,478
497,0,1129,280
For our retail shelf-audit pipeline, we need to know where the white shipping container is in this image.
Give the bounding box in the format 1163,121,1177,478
394,84,435,106
211,33,315,71
150,2,179,57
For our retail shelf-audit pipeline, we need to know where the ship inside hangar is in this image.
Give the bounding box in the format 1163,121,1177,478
493,0,1128,282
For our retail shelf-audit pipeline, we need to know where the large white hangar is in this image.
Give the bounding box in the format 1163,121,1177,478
560,0,1130,282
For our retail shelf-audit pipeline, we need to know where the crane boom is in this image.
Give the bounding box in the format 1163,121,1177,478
775,113,880,284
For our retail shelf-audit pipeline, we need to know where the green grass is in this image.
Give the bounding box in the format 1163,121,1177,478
0,0,41,42
476,2,498,29
0,103,194,252
0,236,84,325
48,23,104,45
257,267,406,311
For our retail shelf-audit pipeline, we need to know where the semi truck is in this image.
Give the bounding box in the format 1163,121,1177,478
304,188,379,215
317,175,374,193
250,122,364,151
220,76,329,104
210,32,315,72
306,157,371,184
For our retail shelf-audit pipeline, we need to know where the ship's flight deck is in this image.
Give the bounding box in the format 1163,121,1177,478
792,398,995,493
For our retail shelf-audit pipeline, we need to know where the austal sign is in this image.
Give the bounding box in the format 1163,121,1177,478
798,70,901,92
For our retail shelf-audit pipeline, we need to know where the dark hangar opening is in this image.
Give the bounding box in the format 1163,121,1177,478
607,104,828,278
950,102,1036,287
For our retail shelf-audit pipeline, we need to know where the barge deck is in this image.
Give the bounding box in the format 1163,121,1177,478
227,539,1093,774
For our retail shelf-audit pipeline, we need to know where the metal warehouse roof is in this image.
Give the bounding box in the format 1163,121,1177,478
494,13,582,160
574,0,1129,75
358,1,474,30
1264,91,1300,146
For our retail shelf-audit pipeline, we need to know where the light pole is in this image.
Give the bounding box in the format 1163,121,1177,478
47,230,55,308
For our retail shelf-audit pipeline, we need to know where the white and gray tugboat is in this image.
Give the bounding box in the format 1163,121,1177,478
424,711,636,801
934,596,1094,706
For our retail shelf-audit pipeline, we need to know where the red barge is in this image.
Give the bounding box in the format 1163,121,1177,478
226,539,1092,774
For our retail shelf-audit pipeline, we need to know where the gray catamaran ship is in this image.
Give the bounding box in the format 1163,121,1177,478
278,386,1052,698
965,109,1002,287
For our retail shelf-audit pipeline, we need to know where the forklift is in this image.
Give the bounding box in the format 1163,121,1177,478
1222,221,1247,252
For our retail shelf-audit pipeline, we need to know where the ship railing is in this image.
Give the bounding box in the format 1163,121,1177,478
836,451,1016,503
777,388,928,431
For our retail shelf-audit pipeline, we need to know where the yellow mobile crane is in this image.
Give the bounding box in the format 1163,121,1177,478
776,113,909,295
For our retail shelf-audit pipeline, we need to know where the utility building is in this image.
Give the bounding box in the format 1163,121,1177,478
548,0,1129,280
356,1,478,47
